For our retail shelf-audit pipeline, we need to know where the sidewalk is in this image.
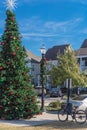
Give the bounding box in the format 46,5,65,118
0,111,58,126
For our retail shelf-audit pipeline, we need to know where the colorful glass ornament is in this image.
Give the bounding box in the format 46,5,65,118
0,105,3,108
10,35,14,39
12,52,16,56
0,66,3,70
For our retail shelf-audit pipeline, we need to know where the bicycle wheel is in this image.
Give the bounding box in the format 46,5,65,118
58,109,68,122
75,110,86,124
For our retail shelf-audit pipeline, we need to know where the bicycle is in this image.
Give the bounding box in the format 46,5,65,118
58,103,87,124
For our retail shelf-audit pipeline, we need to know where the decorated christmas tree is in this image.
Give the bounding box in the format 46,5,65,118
0,2,39,119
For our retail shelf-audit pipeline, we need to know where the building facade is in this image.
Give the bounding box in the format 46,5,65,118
27,40,87,89
45,41,87,89
26,50,41,87
45,44,72,89
76,39,87,72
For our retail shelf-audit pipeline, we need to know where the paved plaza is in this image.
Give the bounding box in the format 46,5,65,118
0,111,58,126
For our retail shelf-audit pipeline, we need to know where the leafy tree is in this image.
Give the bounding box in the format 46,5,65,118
49,46,87,87
0,10,39,120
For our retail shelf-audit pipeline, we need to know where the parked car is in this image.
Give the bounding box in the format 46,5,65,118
34,86,46,96
79,87,87,94
63,94,87,111
71,87,87,95
50,87,62,97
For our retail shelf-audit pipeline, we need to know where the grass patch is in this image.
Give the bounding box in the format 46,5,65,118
46,100,61,111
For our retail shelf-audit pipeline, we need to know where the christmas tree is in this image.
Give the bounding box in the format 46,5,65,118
0,10,39,119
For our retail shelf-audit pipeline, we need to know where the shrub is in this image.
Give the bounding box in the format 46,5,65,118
46,100,61,111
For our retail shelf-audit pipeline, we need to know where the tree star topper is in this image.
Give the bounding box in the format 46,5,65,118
4,0,17,10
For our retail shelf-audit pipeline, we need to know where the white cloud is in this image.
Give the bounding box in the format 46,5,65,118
19,15,84,53
19,16,83,40
44,18,83,32
19,16,42,32
22,33,59,37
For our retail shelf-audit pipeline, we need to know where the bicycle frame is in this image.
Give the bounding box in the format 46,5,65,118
58,104,87,124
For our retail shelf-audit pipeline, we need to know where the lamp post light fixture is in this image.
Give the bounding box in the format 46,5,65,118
40,45,46,55
40,44,46,112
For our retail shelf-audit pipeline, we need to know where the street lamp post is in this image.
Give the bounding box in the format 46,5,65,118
40,45,46,112
66,78,72,117
66,78,72,104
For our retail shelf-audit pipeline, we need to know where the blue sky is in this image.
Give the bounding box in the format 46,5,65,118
0,0,87,56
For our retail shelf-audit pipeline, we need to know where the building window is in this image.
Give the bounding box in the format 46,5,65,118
85,60,87,66
32,65,34,71
77,58,80,64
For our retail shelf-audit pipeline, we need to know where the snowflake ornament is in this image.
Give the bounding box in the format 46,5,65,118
4,0,17,10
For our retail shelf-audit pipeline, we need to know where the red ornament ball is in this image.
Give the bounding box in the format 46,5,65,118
24,97,28,100
11,17,15,21
6,88,10,90
6,62,10,65
12,52,16,56
1,42,5,45
10,36,14,39
16,47,19,50
0,105,3,108
29,110,32,113
32,99,35,103
9,92,14,95
0,66,3,70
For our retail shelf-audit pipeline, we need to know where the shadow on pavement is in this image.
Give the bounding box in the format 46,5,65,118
37,121,87,130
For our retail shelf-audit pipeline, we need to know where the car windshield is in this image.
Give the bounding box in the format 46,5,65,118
72,95,87,101
51,88,59,91
54,88,57,91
